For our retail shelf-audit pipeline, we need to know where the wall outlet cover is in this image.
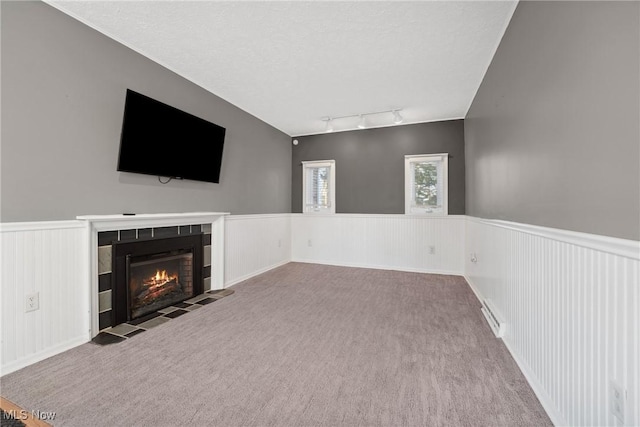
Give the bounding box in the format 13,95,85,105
611,381,625,423
26,292,39,312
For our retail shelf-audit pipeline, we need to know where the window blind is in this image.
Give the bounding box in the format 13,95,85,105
305,166,330,208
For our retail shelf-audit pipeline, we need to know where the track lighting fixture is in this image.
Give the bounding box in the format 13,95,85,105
320,109,404,133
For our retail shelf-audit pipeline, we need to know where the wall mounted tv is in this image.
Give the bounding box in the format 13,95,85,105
117,89,226,183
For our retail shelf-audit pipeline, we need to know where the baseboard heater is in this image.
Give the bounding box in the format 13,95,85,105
481,299,506,338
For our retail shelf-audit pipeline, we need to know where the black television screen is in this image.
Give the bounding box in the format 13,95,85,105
117,89,226,183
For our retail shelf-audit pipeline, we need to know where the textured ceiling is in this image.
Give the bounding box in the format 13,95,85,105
46,1,517,136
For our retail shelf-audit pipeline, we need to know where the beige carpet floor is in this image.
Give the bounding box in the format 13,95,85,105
0,263,551,426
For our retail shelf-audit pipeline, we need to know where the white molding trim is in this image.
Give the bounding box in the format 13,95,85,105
292,259,462,277
291,213,466,220
467,216,640,260
0,334,90,376
225,213,291,221
211,216,225,291
464,275,567,427
76,212,229,231
0,220,84,232
225,260,290,288
501,337,567,427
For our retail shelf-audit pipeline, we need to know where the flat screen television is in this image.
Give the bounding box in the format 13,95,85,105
117,89,226,183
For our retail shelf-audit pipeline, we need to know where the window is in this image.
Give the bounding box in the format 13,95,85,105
405,153,448,215
302,160,335,213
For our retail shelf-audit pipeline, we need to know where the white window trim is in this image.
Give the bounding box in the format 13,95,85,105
404,153,448,215
302,160,336,214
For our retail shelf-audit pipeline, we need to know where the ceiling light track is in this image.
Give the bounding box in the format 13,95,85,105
321,109,403,132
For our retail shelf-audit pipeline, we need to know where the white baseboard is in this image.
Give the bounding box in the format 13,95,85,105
292,258,463,276
464,274,565,427
1,334,90,376
224,260,290,288
463,274,484,305
501,336,566,427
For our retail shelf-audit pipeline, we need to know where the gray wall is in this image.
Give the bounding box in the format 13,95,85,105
465,1,640,240
1,1,291,222
292,120,465,214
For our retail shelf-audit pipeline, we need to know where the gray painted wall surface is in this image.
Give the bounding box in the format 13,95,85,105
1,1,291,222
465,1,640,240
292,120,465,214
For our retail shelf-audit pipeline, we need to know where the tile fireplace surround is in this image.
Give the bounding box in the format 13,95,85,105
77,212,228,337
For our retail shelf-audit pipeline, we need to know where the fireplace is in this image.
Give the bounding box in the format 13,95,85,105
77,212,227,336
112,234,204,325
128,251,194,319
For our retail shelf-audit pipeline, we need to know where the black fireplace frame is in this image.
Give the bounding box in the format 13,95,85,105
112,234,204,326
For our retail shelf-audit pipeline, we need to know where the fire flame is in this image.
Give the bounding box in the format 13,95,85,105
146,269,178,287
155,270,168,282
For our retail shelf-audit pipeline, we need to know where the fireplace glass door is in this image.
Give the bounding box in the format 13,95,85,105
127,251,194,320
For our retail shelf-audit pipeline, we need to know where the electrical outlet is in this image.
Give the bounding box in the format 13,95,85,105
278,239,282,248
308,239,312,247
26,292,39,312
611,381,625,423
470,253,478,263
428,245,436,255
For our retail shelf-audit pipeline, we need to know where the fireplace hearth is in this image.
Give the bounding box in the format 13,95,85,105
113,234,204,325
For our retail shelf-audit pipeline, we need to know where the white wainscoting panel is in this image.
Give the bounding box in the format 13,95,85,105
465,217,640,427
224,214,292,287
292,214,465,275
5,212,637,427
0,221,90,375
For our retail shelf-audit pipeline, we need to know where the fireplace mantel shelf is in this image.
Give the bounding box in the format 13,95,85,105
79,212,228,336
77,212,229,231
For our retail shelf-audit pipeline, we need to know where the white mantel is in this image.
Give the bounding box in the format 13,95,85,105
77,212,229,231
77,212,229,336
